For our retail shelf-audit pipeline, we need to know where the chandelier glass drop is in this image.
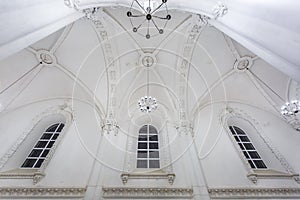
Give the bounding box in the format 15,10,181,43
138,65,158,113
138,96,158,113
127,0,171,39
281,100,300,117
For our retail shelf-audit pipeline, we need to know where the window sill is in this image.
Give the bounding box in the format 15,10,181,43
121,170,175,185
0,169,45,184
247,169,300,184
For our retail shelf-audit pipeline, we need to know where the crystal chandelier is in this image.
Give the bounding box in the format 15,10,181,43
127,0,171,39
281,100,300,117
138,96,158,113
138,62,158,113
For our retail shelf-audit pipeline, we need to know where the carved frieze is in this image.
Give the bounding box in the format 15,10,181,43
208,187,300,199
102,187,193,199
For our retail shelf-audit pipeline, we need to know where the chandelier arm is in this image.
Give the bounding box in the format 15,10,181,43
134,0,147,13
129,14,145,18
147,20,150,37
151,19,161,32
151,2,164,15
152,15,168,20
136,19,147,30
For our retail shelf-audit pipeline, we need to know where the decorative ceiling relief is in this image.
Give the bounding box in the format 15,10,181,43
212,2,228,19
175,15,205,136
234,56,254,72
35,49,57,66
84,8,120,135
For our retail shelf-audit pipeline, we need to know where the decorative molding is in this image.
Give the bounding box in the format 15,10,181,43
285,116,300,131
35,49,57,65
220,107,300,184
0,187,86,198
0,103,73,184
247,169,300,184
176,15,204,133
88,8,120,133
212,2,228,19
120,172,175,185
64,0,80,9
234,56,254,72
101,118,119,135
208,187,300,199
175,120,193,136
102,187,193,199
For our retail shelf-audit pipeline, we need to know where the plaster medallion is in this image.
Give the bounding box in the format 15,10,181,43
234,56,253,72
36,50,57,65
140,53,157,68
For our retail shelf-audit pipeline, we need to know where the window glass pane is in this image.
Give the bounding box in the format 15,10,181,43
138,143,147,149
238,143,245,150
41,150,50,157
149,143,158,149
139,125,147,133
137,151,147,158
22,159,36,168
234,126,245,135
46,124,59,132
56,124,65,132
138,135,147,141
35,141,47,148
137,160,147,168
149,135,158,141
28,149,42,157
239,136,250,142
244,143,255,150
229,126,235,134
149,151,159,158
248,151,261,159
34,159,45,168
149,125,157,134
243,151,249,159
149,160,160,168
253,160,267,169
47,141,55,148
52,134,59,140
41,133,52,139
234,136,240,142
248,160,255,168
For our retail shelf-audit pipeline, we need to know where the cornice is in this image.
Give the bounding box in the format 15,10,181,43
120,172,175,185
0,187,86,198
208,187,300,199
102,187,193,199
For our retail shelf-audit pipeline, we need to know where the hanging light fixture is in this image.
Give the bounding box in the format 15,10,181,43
281,100,300,117
138,61,158,113
127,0,171,39
248,70,300,118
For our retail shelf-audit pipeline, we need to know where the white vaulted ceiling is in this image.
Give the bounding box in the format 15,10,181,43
0,6,293,125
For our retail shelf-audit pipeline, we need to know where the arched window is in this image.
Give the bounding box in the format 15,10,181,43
229,125,267,169
137,125,160,168
21,123,65,168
